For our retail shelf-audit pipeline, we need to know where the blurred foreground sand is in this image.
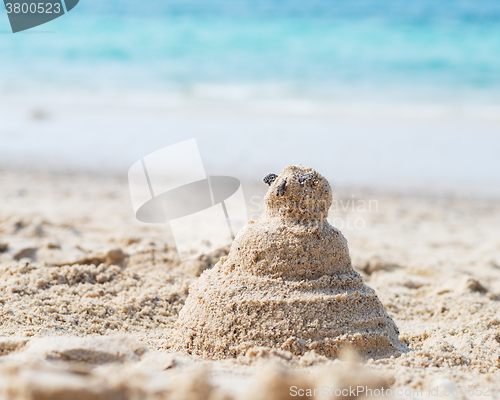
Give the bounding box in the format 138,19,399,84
0,169,499,399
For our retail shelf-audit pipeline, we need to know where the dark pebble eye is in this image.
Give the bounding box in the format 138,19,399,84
263,173,278,186
299,172,315,184
276,179,287,196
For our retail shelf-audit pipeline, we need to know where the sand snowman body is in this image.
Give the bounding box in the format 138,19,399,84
174,165,407,359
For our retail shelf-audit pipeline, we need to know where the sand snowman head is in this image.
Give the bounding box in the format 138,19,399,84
174,165,408,359
263,165,332,224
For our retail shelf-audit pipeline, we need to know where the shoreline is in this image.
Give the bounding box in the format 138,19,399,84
2,162,500,202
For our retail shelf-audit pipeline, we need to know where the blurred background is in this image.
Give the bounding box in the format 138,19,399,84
1,0,500,193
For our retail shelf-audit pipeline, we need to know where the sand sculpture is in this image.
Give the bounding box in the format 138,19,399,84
174,165,407,359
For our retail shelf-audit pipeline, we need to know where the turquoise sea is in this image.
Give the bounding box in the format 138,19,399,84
1,0,500,191
1,0,500,104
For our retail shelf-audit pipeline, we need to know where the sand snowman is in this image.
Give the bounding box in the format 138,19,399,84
174,165,407,359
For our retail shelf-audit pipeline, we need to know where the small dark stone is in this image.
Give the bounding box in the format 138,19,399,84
263,173,278,186
276,180,287,196
299,172,315,184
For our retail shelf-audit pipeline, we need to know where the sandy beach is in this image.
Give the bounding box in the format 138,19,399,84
2,0,500,397
0,166,499,399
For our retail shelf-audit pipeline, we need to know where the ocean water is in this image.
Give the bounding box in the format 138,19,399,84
1,0,500,191
1,0,500,105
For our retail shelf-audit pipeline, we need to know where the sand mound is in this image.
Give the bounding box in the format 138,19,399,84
174,165,407,359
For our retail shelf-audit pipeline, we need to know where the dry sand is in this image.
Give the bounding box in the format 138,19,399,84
0,167,499,399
